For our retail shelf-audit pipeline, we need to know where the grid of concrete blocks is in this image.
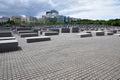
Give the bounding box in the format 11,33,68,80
0,24,120,79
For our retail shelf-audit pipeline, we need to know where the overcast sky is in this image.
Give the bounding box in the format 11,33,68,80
0,0,120,20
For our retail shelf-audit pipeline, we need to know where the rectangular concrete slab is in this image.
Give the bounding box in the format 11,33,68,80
16,27,32,31
0,37,16,40
20,33,38,38
61,28,70,33
49,28,60,33
0,39,18,52
18,30,34,34
92,31,105,36
114,34,120,37
77,33,92,38
26,36,51,43
0,31,12,37
42,31,59,36
72,27,79,33
106,32,114,35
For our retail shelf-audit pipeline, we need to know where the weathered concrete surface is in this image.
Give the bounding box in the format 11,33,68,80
0,39,18,52
0,37,16,40
114,34,120,37
92,31,105,36
26,36,51,43
0,33,120,80
42,31,59,36
77,33,92,38
20,33,38,38
0,31,13,37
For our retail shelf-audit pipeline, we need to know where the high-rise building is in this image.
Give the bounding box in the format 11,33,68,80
50,10,59,18
10,16,27,22
0,17,10,22
64,16,72,22
40,9,79,23
45,10,59,22
10,16,38,22
46,10,59,18
26,16,38,22
57,15,65,22
10,16,22,22
46,11,52,18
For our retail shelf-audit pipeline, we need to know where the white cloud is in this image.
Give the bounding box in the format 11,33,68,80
19,0,29,6
0,0,120,19
48,0,57,7
58,0,120,20
35,11,46,18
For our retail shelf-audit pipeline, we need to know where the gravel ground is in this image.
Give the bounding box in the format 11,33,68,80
0,33,120,80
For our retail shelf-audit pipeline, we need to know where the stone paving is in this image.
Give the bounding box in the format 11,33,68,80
0,33,120,80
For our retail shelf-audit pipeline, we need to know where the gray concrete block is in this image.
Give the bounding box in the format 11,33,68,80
106,32,114,35
86,31,92,33
118,29,120,31
39,30,47,35
109,30,117,33
49,28,60,33
0,37,16,40
26,36,51,43
113,30,117,33
18,30,34,34
0,39,18,52
33,29,41,32
92,31,105,36
72,27,79,33
42,31,59,36
61,28,70,33
114,34,120,37
0,27,11,31
0,31,13,37
16,27,32,31
20,33,38,38
77,33,92,38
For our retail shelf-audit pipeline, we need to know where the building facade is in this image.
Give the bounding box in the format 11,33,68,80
0,17,9,22
10,16,27,22
26,16,38,22
57,15,65,22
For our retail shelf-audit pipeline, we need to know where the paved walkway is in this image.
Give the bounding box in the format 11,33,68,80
0,33,120,80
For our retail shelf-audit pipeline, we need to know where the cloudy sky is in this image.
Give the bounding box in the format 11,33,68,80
0,0,120,20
